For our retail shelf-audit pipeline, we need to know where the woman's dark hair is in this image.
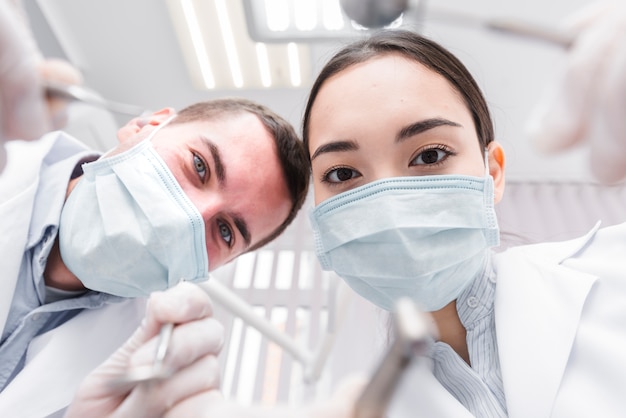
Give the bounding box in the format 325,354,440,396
302,30,494,159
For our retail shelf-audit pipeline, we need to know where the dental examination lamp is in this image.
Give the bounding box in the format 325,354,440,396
339,0,573,48
242,0,573,49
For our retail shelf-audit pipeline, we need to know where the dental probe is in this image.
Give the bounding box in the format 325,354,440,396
425,6,574,49
353,298,437,418
44,80,147,116
108,322,175,389
112,277,350,389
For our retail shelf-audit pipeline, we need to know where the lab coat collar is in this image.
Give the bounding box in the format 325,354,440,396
0,136,60,337
0,298,145,417
0,132,95,336
493,225,599,418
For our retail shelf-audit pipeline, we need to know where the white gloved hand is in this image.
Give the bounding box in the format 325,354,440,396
64,282,224,418
0,0,46,142
0,0,82,171
163,374,368,418
526,1,626,183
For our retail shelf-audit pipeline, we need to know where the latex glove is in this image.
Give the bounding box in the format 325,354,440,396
163,375,368,418
64,282,224,418
38,58,84,131
0,0,82,171
526,1,626,184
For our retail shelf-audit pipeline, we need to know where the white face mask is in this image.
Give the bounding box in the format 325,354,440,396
309,170,499,312
59,118,209,297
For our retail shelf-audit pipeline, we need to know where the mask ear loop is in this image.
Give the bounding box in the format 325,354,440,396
98,115,177,160
145,114,177,143
484,148,490,177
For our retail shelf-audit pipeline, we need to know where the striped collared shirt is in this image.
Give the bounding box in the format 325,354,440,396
430,253,507,417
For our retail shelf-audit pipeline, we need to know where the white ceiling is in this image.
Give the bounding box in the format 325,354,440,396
25,0,599,182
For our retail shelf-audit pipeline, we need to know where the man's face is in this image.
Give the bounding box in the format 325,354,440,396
116,111,292,270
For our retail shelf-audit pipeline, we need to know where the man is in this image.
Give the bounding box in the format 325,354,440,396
0,98,309,416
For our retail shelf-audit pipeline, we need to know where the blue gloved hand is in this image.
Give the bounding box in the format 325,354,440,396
526,1,626,184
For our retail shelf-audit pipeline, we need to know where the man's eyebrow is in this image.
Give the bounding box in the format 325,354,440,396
396,118,462,143
233,215,251,248
199,136,251,248
310,140,359,161
201,136,226,184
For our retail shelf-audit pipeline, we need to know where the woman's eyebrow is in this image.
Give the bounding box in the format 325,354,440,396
396,118,462,143
310,140,359,161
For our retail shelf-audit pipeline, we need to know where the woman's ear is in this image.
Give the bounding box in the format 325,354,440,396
116,107,176,143
487,141,506,203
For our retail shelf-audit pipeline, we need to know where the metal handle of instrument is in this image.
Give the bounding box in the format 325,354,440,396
353,298,437,418
44,80,147,116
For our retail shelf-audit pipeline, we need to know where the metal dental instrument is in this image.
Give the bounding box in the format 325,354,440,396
109,322,175,389
424,6,574,49
354,298,437,418
44,80,147,116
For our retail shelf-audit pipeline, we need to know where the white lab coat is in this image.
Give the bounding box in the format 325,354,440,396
0,135,146,418
388,222,626,417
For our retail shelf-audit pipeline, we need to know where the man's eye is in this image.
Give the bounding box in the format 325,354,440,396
193,153,207,181
217,220,233,247
324,167,361,183
411,147,451,165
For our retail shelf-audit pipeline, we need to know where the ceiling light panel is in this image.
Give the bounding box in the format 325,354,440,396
243,0,363,43
166,0,311,90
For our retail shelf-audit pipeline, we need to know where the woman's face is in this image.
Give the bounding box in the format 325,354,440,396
308,54,504,205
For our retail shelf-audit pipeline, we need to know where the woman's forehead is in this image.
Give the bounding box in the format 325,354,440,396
311,56,466,124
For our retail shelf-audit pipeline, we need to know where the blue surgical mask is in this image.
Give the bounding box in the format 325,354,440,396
59,118,209,297
309,167,499,312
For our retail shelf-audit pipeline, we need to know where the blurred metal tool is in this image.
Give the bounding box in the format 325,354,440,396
109,322,175,389
354,298,437,418
44,80,147,116
425,6,574,49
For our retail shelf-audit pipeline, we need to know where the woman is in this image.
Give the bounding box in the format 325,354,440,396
301,30,626,417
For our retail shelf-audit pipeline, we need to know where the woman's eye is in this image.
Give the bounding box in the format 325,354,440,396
217,220,233,247
193,153,207,181
324,167,361,183
411,147,451,166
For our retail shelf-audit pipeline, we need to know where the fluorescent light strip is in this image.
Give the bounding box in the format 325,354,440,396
294,1,317,31
233,252,255,288
264,0,290,31
215,0,244,88
238,307,265,404
322,0,344,30
255,43,272,88
275,250,295,289
287,42,301,87
253,250,274,289
180,0,215,89
221,317,243,399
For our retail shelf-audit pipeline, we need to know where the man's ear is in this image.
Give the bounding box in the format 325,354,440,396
487,141,506,204
116,107,176,143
